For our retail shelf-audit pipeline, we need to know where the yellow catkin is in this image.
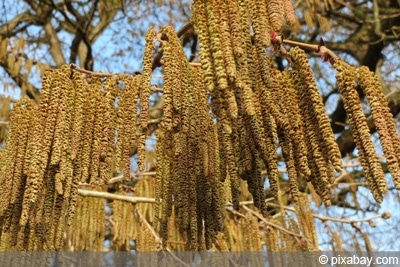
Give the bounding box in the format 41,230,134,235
61,68,79,198
113,197,138,250
79,77,101,183
252,0,271,47
89,83,105,184
154,129,165,229
358,66,400,189
279,133,299,202
192,0,215,92
99,77,118,185
284,0,298,27
216,0,237,82
120,75,140,181
65,195,105,251
335,61,386,201
159,37,174,132
225,0,244,60
206,0,228,90
290,48,337,205
281,70,310,177
20,70,56,226
70,71,85,160
331,231,343,251
138,29,156,171
0,100,33,248
39,168,56,250
290,47,342,173
362,231,373,253
140,28,156,130
9,99,33,207
267,0,284,32
50,65,71,167
295,193,318,250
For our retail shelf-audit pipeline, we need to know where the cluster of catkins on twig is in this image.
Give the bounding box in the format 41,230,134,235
0,0,399,252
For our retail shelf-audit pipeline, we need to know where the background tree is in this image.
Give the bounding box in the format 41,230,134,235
0,0,400,255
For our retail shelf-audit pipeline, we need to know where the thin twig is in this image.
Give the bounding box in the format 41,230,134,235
137,210,190,267
241,205,303,239
273,35,341,64
78,186,390,227
107,171,156,184
225,207,246,219
70,63,114,77
77,189,156,204
137,209,160,242
269,203,390,224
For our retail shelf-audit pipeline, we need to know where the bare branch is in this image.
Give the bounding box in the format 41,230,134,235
241,205,304,241
44,22,66,67
77,189,156,204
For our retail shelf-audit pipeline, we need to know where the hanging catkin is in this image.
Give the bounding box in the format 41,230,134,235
334,60,387,202
358,66,400,189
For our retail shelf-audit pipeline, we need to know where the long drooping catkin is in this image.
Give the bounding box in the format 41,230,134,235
334,60,387,202
2,3,400,252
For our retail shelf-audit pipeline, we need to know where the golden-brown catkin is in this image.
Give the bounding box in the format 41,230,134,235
70,71,85,160
358,66,400,189
138,28,156,171
119,75,140,181
61,68,79,197
334,60,386,202
216,0,237,82
205,0,228,90
20,69,56,226
79,77,101,183
251,0,271,47
89,83,106,184
140,28,156,130
290,48,338,205
0,99,33,249
295,193,318,250
284,0,298,27
225,0,244,60
50,65,71,167
281,70,310,177
267,0,284,33
331,230,343,251
362,231,373,253
113,197,138,250
290,47,342,173
159,36,174,132
99,77,118,185
192,0,215,92
65,195,105,251
279,132,299,202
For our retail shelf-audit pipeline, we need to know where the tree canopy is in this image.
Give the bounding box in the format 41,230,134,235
0,0,400,258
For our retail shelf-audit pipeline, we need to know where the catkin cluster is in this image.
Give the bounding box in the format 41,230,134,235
65,195,105,251
334,60,400,202
191,0,340,214
1,0,399,252
153,26,226,251
0,64,144,250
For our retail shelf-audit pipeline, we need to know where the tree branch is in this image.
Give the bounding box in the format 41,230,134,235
43,22,66,67
0,11,39,37
77,189,156,204
240,205,304,242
